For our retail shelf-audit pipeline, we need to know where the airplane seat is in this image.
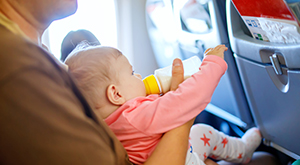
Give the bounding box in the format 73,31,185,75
146,0,254,135
227,0,300,160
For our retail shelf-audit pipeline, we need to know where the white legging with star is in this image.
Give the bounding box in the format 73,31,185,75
185,124,261,165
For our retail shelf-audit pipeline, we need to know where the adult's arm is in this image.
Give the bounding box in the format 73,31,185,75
145,119,194,165
144,58,194,165
0,66,132,164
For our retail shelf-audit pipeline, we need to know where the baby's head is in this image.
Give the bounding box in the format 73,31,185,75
65,43,146,118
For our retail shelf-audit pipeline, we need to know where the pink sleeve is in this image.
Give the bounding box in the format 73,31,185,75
125,55,228,134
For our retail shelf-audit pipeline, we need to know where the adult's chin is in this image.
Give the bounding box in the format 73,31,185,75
54,0,78,20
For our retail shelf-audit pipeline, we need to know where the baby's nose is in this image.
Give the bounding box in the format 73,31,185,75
134,73,142,79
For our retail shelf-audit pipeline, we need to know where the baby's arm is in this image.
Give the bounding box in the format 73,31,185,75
165,45,227,93
164,45,227,93
127,46,228,134
204,45,228,59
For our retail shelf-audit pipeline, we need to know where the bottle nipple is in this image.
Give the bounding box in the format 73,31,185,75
143,75,161,95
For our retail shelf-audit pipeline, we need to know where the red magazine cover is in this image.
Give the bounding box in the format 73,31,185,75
231,0,300,43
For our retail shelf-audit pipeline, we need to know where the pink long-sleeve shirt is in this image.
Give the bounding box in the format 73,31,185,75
105,55,228,164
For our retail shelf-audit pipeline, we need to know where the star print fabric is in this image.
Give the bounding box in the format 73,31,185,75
187,124,261,164
185,146,206,165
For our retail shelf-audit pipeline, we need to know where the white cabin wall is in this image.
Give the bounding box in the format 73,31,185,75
115,0,158,78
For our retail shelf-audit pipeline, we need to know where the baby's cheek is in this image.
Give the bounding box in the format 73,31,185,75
140,82,147,96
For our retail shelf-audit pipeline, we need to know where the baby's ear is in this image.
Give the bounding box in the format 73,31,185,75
107,84,126,105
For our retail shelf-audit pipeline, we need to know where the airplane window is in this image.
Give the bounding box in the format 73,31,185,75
180,0,212,34
146,0,178,43
45,0,118,60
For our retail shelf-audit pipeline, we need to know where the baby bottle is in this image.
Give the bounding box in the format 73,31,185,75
143,56,201,95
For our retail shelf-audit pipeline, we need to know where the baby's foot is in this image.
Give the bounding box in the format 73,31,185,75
241,128,262,163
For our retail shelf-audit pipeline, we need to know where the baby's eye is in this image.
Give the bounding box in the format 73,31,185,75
132,70,135,75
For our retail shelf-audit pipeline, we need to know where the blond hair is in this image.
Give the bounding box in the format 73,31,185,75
65,43,122,108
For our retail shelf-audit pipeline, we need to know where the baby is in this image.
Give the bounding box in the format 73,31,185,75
65,44,262,165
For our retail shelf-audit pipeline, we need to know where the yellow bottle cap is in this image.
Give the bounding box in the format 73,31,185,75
143,75,160,95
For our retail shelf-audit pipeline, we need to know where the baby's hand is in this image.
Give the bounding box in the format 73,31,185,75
204,45,228,59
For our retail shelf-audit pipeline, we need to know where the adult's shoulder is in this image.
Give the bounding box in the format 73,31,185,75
0,25,60,81
0,25,132,165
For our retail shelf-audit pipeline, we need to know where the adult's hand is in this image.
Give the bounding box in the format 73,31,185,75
170,58,195,128
170,58,184,91
145,58,195,165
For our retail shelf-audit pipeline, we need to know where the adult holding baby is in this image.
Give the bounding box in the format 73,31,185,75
0,0,194,164
0,0,280,165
